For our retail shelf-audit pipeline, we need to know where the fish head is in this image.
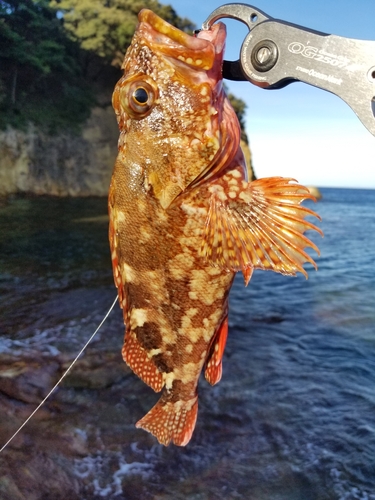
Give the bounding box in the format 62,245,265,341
112,9,241,209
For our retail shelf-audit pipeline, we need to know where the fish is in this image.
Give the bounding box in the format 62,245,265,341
108,9,322,446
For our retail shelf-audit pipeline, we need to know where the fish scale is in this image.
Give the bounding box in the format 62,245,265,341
109,9,322,446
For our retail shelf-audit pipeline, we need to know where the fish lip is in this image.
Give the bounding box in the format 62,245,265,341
139,9,208,51
138,9,226,69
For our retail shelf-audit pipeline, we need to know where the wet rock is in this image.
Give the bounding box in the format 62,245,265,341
0,335,143,499
61,351,130,389
0,354,60,404
0,449,81,500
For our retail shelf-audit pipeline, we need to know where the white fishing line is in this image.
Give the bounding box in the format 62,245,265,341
0,295,118,454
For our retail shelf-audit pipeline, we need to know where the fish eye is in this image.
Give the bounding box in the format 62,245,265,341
132,87,149,105
119,76,158,119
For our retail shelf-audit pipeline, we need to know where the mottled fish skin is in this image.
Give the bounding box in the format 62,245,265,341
109,9,322,446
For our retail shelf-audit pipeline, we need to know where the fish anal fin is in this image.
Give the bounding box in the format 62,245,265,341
205,315,228,386
136,396,198,446
243,266,253,286
200,176,323,278
122,334,164,392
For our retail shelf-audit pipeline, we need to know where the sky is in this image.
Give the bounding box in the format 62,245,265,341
170,0,375,188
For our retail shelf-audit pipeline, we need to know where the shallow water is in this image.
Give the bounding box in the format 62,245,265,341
1,188,375,499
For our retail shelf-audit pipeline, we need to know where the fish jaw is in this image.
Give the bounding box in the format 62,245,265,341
136,9,217,74
136,9,227,95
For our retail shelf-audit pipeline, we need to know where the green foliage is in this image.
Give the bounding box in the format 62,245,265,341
0,0,94,132
0,0,195,132
50,0,195,67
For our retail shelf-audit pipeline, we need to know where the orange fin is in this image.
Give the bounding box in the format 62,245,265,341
109,185,127,311
136,396,198,446
200,177,323,279
243,266,253,287
122,333,164,392
205,316,228,385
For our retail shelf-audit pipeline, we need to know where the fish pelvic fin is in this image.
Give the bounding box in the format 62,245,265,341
122,333,164,392
205,315,228,385
200,176,323,281
136,395,198,446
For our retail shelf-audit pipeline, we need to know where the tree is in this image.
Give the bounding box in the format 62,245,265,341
50,0,195,68
0,0,94,130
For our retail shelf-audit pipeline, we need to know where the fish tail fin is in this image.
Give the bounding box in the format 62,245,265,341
200,176,323,281
136,395,198,446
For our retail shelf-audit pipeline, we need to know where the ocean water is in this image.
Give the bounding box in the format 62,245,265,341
221,187,375,499
1,187,375,499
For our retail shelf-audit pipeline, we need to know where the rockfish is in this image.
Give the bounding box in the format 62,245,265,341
109,9,322,446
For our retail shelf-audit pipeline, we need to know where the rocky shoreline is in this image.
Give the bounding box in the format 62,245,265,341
0,285,136,499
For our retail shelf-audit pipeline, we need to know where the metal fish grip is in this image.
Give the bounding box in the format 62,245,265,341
202,3,375,137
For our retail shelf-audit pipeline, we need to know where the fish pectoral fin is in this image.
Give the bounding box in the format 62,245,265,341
205,315,228,386
122,333,164,392
136,395,198,446
200,177,323,282
148,172,183,209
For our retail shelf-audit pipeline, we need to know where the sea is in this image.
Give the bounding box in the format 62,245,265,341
0,187,375,499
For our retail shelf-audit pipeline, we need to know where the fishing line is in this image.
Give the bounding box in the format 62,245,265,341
0,295,118,454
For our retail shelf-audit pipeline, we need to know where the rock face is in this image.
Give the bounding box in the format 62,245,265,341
241,139,255,181
0,106,119,197
307,186,322,200
0,107,256,198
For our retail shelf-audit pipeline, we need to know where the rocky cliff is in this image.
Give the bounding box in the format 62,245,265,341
0,109,255,198
0,106,119,197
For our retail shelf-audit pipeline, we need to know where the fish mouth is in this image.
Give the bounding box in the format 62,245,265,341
137,9,226,73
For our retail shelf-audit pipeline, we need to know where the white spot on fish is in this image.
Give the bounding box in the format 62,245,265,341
174,362,201,384
116,210,126,223
130,308,148,328
164,372,175,390
123,263,136,282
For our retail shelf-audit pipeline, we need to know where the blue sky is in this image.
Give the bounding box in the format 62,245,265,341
170,0,375,188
